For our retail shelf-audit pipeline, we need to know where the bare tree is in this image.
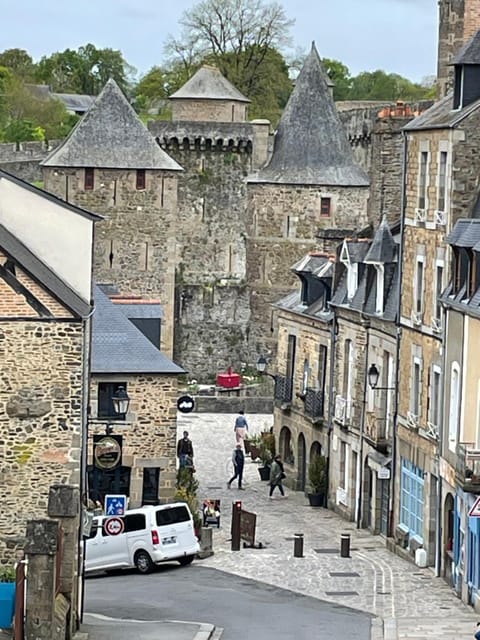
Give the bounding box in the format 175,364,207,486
164,0,294,86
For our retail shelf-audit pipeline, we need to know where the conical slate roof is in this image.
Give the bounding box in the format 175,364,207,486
170,65,250,103
453,29,480,65
42,79,182,171
251,43,369,186
364,216,397,263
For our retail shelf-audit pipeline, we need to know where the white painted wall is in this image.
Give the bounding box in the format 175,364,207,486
0,177,94,302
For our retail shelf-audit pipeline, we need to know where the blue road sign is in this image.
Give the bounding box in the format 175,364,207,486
105,494,127,516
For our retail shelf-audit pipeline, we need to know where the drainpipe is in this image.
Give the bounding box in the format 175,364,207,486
356,316,370,529
326,309,338,506
435,300,447,577
390,130,409,538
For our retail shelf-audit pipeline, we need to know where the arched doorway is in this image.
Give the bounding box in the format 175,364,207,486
279,426,294,464
444,493,455,585
297,433,306,491
310,441,322,458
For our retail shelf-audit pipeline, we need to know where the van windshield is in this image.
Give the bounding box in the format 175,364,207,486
156,506,190,526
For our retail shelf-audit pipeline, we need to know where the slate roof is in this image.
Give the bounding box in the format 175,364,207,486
170,65,250,103
364,216,397,263
275,288,333,323
453,30,480,65
446,218,480,247
292,253,334,278
0,223,91,318
42,79,182,171
249,43,369,186
91,286,185,375
403,91,480,131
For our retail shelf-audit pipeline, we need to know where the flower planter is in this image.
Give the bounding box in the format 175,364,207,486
258,466,271,481
307,492,326,508
244,439,251,455
249,445,260,461
0,582,15,629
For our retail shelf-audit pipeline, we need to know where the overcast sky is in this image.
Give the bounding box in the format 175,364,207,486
3,0,438,83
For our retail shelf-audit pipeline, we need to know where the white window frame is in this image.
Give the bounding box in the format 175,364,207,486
411,356,422,419
449,362,460,453
430,365,442,430
347,263,358,300
417,148,429,211
375,264,384,314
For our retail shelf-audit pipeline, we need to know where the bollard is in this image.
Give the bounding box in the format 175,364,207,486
231,501,242,551
340,533,350,558
293,533,304,558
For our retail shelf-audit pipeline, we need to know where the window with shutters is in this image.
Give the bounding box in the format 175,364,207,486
85,167,94,190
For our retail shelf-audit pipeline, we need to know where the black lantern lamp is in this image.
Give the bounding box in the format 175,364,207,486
112,386,130,416
256,356,277,381
367,364,380,389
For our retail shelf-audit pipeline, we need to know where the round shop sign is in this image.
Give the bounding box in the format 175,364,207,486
104,516,125,536
177,395,195,414
94,436,122,470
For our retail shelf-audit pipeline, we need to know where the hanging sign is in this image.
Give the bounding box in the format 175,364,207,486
93,435,123,470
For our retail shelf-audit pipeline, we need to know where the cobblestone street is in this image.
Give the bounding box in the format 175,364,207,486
180,412,479,640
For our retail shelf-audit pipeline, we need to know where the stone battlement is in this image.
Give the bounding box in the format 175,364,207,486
0,139,62,163
149,121,260,154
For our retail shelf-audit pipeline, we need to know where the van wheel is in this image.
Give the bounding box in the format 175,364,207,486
135,550,154,574
178,555,194,566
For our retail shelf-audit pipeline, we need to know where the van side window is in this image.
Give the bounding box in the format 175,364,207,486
156,506,190,526
87,521,99,540
124,514,146,532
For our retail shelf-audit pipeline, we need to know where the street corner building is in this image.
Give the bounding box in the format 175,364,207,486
0,169,99,558
88,285,185,508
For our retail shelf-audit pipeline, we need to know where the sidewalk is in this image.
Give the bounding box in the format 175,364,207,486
183,412,479,640
78,613,220,640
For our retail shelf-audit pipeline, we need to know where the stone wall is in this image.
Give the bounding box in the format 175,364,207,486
437,0,465,97
43,166,178,358
171,98,249,123
0,140,61,182
247,182,369,357
89,373,179,506
0,320,84,559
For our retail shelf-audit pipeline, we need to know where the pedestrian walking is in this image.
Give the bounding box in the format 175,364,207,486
177,430,194,468
269,454,287,498
234,410,248,446
475,622,480,640
227,444,245,490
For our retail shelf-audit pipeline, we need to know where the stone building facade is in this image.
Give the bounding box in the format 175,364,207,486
395,33,480,568
41,79,182,359
87,287,184,507
437,0,480,98
0,170,97,576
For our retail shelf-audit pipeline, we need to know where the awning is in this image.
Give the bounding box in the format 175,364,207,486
367,451,392,473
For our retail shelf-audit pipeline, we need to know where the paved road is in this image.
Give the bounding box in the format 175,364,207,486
179,412,479,640
85,564,372,640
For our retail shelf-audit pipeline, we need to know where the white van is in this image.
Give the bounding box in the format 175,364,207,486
84,503,200,574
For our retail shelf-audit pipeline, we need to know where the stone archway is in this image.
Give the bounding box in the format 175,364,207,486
310,441,322,458
279,426,294,464
297,433,306,492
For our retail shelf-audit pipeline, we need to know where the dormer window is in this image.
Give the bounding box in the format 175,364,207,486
347,263,358,300
375,265,384,314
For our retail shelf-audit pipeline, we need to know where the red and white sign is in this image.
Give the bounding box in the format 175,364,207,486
104,516,125,536
468,496,480,518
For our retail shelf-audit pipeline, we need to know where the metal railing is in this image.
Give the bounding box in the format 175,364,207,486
274,376,293,404
456,442,480,485
304,388,325,419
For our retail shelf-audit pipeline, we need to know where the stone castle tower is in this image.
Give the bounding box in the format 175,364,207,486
438,0,480,97
246,43,370,357
41,79,182,358
149,66,270,376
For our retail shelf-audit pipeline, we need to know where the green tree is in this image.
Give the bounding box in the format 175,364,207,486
35,44,135,95
0,48,36,80
322,58,352,101
349,69,432,102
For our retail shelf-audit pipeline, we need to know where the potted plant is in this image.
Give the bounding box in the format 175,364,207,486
246,434,261,461
0,565,16,630
175,468,202,537
307,454,328,507
258,432,275,481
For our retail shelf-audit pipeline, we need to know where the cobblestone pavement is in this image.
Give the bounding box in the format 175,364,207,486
180,412,479,640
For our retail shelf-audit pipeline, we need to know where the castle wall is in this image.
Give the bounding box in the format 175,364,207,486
43,167,178,358
246,183,369,357
171,98,248,123
0,140,61,182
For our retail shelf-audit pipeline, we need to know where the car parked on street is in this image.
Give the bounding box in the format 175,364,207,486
84,503,200,574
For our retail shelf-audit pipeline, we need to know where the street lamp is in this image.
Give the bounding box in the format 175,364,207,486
256,356,277,381
112,386,130,416
367,364,395,391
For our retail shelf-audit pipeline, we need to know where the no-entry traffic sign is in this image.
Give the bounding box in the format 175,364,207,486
104,516,125,536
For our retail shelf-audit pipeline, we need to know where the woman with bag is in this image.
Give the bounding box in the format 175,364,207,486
269,454,287,499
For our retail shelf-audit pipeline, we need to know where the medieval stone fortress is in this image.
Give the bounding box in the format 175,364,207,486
3,0,480,636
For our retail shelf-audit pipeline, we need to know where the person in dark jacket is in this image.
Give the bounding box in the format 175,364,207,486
227,444,245,489
269,454,287,498
177,431,194,468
